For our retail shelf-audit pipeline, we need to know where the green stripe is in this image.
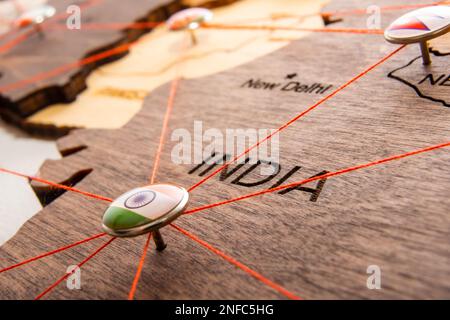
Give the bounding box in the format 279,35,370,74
103,206,151,230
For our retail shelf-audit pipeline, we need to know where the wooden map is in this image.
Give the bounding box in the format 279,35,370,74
0,0,449,300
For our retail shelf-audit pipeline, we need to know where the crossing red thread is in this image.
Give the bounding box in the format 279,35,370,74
202,24,384,35
187,44,407,192
34,237,116,300
184,141,450,216
0,167,113,202
129,77,183,299
170,224,301,300
0,233,107,274
150,78,180,184
128,233,152,300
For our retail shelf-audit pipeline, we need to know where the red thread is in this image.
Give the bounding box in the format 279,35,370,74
184,141,450,215
187,45,406,192
130,78,181,297
43,23,382,34
0,167,113,202
0,40,137,94
34,237,115,300
46,21,164,31
170,224,301,300
129,78,181,298
150,78,180,184
0,29,33,53
202,24,384,35
0,233,107,274
128,233,152,300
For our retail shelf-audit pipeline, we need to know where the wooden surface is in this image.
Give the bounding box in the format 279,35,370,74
26,0,327,132
0,0,236,136
0,0,449,299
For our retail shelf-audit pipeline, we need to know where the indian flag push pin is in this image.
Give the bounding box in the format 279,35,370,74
14,4,56,36
166,7,213,46
102,184,189,251
385,6,450,65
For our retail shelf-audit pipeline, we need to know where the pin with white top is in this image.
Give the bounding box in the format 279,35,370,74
385,6,450,65
102,184,189,251
166,7,213,46
14,4,56,37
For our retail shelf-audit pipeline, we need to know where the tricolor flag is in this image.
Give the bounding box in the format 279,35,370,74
103,185,186,231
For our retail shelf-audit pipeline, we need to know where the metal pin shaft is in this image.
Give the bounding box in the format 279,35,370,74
420,41,431,65
153,230,167,251
189,29,198,46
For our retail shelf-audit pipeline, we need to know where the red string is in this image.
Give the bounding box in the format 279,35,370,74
0,40,137,94
34,237,116,300
202,24,384,34
128,233,152,300
170,224,301,300
0,233,107,274
128,77,181,299
0,28,33,53
188,45,406,192
44,21,164,31
0,167,113,202
184,141,450,216
40,22,383,35
150,78,180,184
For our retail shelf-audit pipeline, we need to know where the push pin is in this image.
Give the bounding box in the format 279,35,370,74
385,5,450,65
166,8,213,46
102,184,189,251
14,4,56,36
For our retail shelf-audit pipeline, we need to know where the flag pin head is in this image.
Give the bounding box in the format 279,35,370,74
384,5,450,65
102,184,189,251
15,4,56,36
166,8,213,46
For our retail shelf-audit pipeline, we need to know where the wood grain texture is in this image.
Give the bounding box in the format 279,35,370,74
0,0,449,299
0,0,238,136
